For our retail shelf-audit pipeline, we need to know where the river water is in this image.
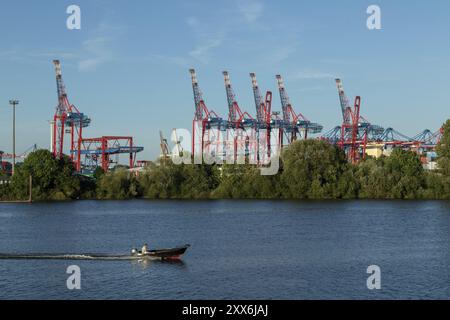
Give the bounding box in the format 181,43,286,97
0,200,449,300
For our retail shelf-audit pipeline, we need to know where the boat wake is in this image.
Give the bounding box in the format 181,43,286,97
0,253,159,261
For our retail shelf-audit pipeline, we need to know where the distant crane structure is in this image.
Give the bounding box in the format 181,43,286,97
52,60,91,171
250,73,282,163
190,69,226,160
324,79,385,162
50,60,143,174
377,128,414,144
0,144,38,160
321,126,342,144
158,129,185,162
159,130,170,159
334,79,368,163
413,128,443,150
172,129,184,157
223,71,257,163
321,78,443,162
276,75,323,144
412,129,435,144
73,136,143,172
190,70,323,164
0,144,38,175
4,59,444,174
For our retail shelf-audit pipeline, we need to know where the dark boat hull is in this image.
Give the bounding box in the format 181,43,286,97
137,245,190,260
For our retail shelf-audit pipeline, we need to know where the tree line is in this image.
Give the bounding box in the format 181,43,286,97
1,120,449,201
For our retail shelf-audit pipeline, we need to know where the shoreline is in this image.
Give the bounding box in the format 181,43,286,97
1,198,449,204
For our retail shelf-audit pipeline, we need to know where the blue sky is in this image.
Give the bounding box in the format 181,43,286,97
0,0,449,160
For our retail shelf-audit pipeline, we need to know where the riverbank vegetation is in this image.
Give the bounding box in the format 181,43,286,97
1,120,449,201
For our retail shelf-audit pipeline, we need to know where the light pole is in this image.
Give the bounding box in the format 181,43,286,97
9,100,19,175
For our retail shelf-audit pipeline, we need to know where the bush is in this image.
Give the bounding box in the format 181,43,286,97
9,149,81,201
280,139,350,199
96,168,141,200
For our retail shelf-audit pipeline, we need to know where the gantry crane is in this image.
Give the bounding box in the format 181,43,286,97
190,69,225,158
52,60,90,171
159,130,170,159
276,75,323,145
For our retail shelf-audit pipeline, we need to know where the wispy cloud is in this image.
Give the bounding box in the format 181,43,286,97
142,16,216,68
0,48,79,65
292,86,327,93
146,54,191,68
189,38,223,64
29,51,80,60
75,21,128,72
185,17,226,65
238,0,264,24
290,70,336,80
186,17,200,28
264,44,298,65
78,36,114,71
0,21,123,72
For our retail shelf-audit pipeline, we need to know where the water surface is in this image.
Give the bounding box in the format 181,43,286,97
0,200,449,299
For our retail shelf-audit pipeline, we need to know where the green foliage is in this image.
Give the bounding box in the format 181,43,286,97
212,164,280,199
4,124,450,201
138,161,219,199
93,167,105,180
280,140,350,199
422,171,450,200
384,149,425,199
355,149,426,199
0,182,11,201
354,157,389,198
96,168,140,200
437,119,450,176
8,149,81,201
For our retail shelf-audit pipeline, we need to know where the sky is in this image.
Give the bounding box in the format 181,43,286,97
0,0,449,160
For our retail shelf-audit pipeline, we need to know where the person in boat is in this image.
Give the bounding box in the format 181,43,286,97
131,248,138,255
141,243,149,254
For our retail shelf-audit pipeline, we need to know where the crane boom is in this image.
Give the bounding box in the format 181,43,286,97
53,60,68,116
250,73,264,123
223,71,237,123
159,130,169,158
335,79,351,124
275,75,292,124
190,69,204,121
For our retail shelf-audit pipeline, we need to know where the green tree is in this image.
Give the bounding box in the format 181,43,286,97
436,120,450,176
138,160,219,199
96,168,141,200
355,157,389,198
280,139,350,199
138,162,177,199
434,119,450,199
9,149,81,200
422,171,449,200
385,148,425,199
212,164,280,199
356,149,426,199
178,163,220,199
